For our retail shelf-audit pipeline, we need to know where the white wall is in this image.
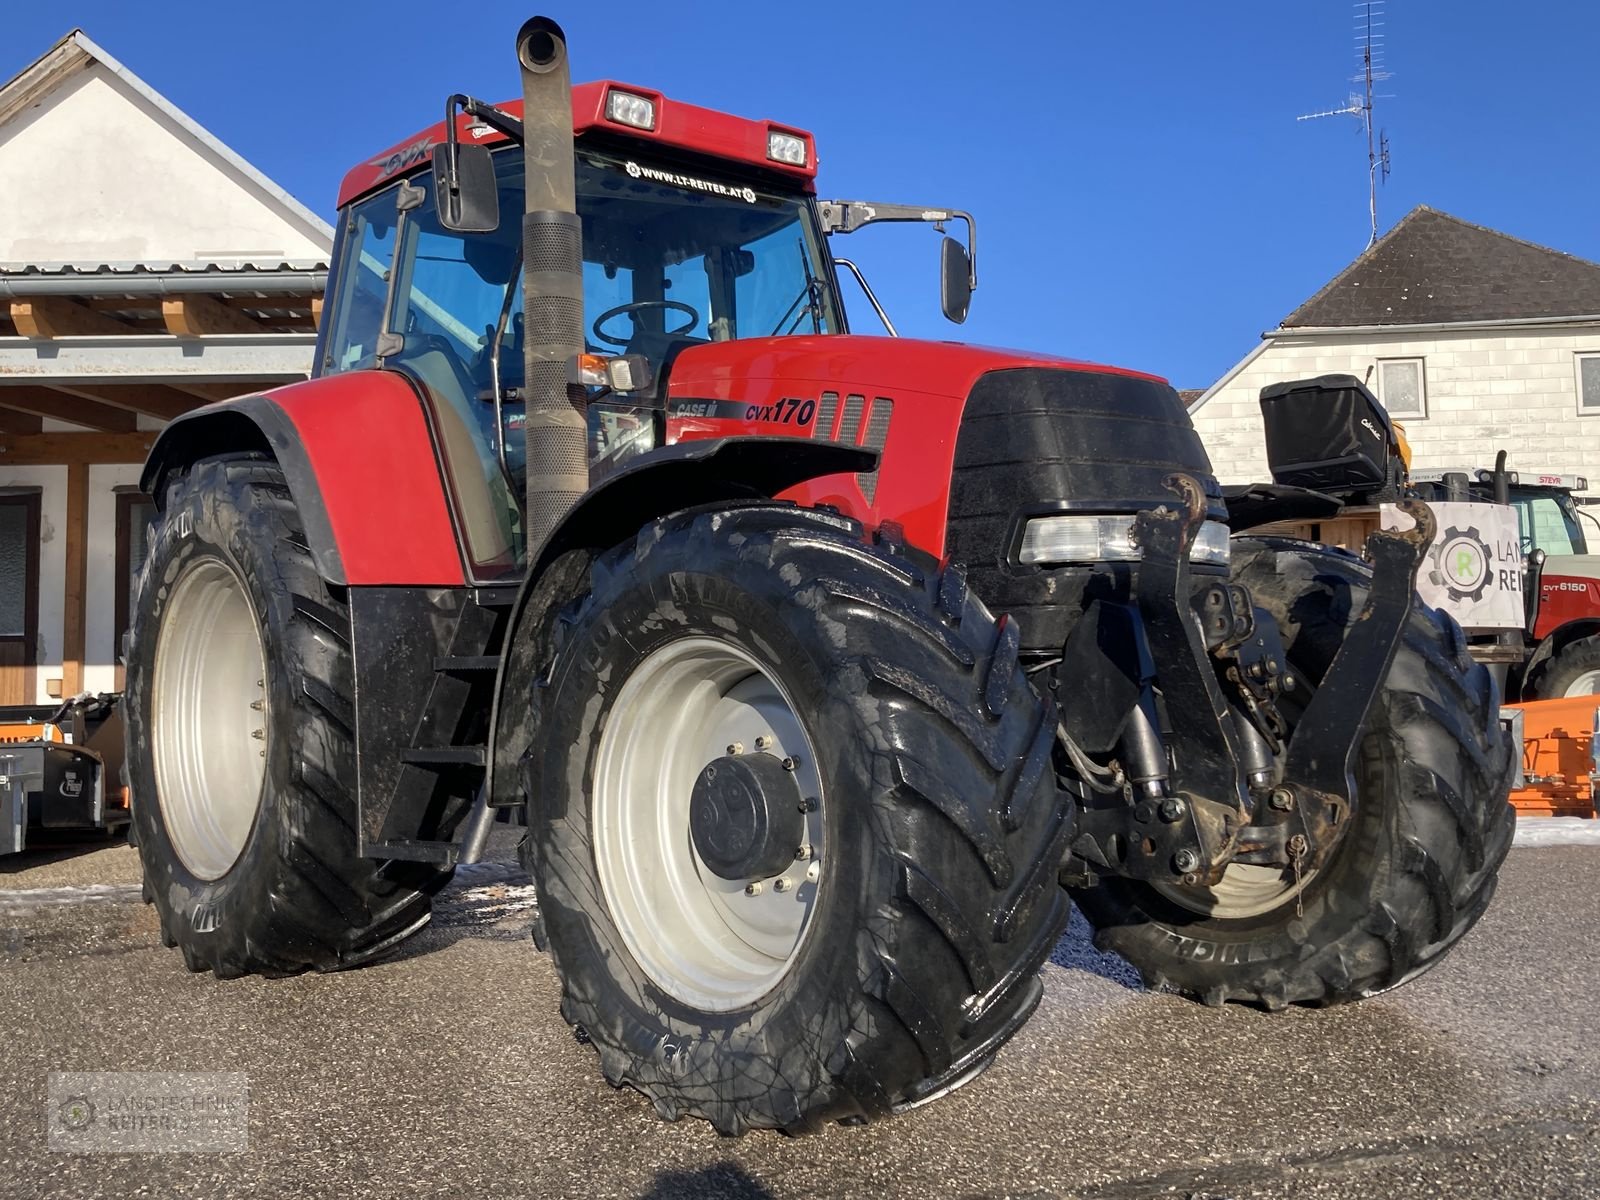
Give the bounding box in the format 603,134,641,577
0,466,67,704
0,62,327,264
83,463,142,694
1190,324,1600,490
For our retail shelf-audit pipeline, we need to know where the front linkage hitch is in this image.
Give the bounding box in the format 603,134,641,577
1229,499,1436,877
1063,477,1435,888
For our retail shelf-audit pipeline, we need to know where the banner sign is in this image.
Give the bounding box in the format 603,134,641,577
1381,501,1525,631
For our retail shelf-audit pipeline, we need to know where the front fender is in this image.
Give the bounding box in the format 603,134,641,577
142,373,464,586
486,437,878,807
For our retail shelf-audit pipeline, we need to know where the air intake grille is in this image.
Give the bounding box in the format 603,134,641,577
857,398,893,502
814,391,840,441
807,391,893,502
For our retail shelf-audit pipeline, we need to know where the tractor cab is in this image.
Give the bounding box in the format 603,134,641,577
321,118,840,576
318,83,974,578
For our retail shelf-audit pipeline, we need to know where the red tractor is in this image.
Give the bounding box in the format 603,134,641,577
125,19,1514,1134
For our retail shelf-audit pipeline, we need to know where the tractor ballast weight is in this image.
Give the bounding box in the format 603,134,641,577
123,14,1517,1137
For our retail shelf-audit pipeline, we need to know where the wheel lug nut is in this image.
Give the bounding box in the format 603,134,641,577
773,878,791,893
795,844,812,861
798,797,817,813
782,757,798,772
726,742,743,755
754,735,771,751
744,882,763,897
250,729,264,740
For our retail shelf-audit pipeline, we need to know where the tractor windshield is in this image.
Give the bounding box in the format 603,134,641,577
319,145,840,578
1509,489,1586,557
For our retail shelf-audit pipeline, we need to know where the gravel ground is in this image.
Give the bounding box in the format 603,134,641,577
0,832,1595,1199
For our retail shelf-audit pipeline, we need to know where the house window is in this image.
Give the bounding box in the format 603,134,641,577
1577,353,1600,413
114,491,157,656
1378,357,1426,418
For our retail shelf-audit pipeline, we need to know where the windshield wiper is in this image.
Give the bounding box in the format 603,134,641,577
770,239,826,336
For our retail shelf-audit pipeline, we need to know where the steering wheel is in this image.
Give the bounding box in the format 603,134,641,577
591,300,700,348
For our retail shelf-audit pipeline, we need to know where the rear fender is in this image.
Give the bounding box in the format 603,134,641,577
141,373,465,586
485,437,877,807
1527,618,1600,681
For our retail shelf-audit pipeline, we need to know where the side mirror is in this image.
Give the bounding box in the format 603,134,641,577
940,235,972,324
432,143,500,233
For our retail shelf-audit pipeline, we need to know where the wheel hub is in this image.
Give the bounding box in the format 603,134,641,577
689,752,804,881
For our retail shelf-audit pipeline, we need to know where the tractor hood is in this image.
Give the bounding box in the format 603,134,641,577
665,335,1165,406
1543,556,1600,583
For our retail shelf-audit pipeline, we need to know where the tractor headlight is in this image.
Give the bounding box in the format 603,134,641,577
1018,515,1232,568
767,130,808,166
605,89,656,131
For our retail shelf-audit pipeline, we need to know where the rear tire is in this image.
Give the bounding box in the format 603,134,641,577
524,505,1073,1134
125,455,450,977
1528,633,1600,698
1071,537,1516,1008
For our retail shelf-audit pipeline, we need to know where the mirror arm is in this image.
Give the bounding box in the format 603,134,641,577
441,94,468,206
818,201,978,290
460,97,526,145
441,93,526,200
833,258,898,337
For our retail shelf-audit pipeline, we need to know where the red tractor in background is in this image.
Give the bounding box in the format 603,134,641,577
124,18,1514,1135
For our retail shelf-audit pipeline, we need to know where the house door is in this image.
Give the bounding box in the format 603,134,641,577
0,494,40,706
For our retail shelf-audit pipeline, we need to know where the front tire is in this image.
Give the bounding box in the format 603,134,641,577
1072,537,1516,1008
525,505,1073,1134
126,455,450,977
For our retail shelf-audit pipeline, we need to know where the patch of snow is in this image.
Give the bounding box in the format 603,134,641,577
1513,817,1600,847
0,882,142,909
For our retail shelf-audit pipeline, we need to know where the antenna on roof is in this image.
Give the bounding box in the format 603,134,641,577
1297,0,1394,247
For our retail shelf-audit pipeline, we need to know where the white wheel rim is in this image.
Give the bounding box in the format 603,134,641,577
150,557,269,881
1152,861,1320,920
592,636,824,1012
1563,669,1600,697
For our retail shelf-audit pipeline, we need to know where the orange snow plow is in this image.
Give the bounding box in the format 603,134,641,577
1502,696,1600,818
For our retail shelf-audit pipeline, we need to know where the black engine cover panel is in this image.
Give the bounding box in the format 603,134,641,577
945,367,1224,653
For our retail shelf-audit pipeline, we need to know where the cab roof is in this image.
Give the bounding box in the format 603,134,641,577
337,80,817,209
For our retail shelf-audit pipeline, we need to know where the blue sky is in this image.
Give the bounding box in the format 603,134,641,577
5,1,1597,387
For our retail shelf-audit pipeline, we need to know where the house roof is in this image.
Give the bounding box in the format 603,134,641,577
1282,206,1600,328
0,28,332,274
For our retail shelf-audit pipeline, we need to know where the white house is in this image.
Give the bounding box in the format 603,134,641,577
0,30,331,704
1189,207,1600,492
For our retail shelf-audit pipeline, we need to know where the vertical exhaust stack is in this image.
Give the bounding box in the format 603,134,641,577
516,17,587,548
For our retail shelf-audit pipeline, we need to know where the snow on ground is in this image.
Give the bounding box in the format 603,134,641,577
0,882,142,910
1512,817,1600,847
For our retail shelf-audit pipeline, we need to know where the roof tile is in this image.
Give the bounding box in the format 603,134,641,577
1283,206,1600,327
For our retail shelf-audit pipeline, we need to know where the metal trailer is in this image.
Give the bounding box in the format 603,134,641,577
0,695,128,856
